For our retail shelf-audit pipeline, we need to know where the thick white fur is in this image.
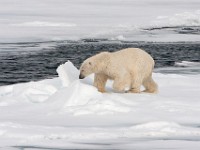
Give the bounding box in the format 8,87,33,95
79,48,158,93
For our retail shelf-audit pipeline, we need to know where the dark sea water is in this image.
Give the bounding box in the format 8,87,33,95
0,40,200,86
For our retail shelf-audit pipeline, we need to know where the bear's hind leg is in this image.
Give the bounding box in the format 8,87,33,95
113,76,131,93
129,84,141,93
94,73,108,93
143,76,158,93
129,75,142,93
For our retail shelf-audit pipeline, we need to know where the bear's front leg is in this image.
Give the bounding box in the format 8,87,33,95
94,73,108,93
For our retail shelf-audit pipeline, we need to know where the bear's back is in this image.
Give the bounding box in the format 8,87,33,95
111,48,153,64
109,48,154,75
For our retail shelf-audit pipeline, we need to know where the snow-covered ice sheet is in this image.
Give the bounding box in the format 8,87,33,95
0,61,200,149
0,0,200,43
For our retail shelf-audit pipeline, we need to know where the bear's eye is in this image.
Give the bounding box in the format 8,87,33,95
89,62,92,65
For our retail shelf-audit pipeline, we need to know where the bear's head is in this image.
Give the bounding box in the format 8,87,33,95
79,58,96,79
79,52,110,79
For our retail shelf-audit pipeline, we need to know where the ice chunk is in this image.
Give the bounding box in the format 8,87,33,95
56,61,79,87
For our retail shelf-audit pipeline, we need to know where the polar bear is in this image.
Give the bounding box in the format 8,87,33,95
79,48,158,93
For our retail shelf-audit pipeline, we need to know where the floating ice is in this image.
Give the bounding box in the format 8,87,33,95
175,61,200,67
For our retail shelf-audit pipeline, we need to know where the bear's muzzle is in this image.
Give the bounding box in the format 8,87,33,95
79,74,85,79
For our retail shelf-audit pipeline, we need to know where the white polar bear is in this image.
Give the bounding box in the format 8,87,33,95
79,48,158,93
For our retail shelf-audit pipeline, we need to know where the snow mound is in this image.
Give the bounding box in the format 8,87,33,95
0,79,58,105
0,59,129,116
55,61,131,115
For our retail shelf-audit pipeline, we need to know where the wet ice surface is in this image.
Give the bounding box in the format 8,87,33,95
0,61,200,150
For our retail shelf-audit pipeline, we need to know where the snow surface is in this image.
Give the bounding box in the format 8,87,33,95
0,61,200,149
0,0,200,43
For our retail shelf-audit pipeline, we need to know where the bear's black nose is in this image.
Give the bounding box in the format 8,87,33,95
79,74,85,79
